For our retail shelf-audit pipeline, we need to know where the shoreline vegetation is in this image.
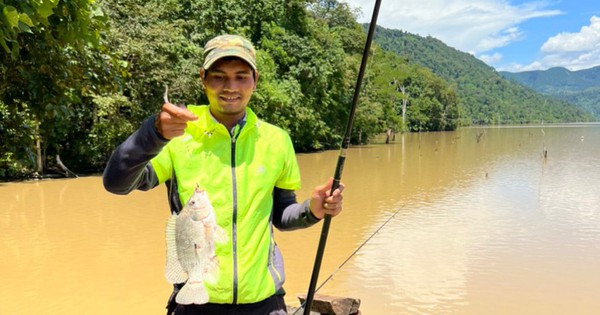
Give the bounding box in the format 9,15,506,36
4,122,598,183
1,0,595,181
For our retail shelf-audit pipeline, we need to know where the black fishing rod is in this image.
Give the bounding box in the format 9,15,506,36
302,0,383,314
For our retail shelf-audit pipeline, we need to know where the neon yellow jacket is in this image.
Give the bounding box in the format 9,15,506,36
150,105,301,303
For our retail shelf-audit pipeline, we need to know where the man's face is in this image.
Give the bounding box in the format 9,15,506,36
201,58,258,121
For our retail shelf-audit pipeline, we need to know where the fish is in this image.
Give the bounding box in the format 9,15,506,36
165,186,228,305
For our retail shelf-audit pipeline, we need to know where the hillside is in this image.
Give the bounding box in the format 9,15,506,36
500,67,600,119
370,25,594,124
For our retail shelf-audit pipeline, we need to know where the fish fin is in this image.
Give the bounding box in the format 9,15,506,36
165,215,188,283
202,257,220,284
175,281,209,305
213,226,228,244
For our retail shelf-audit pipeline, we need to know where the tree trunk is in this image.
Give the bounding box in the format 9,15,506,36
35,126,43,174
56,154,78,178
402,98,407,128
399,86,409,132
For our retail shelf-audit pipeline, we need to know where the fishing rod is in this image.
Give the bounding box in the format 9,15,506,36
302,0,383,314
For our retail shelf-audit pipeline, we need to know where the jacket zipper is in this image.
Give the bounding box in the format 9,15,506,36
230,126,241,304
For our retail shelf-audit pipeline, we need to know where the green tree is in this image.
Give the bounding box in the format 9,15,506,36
1,0,108,179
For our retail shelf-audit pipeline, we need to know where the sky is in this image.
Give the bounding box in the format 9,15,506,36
341,0,600,72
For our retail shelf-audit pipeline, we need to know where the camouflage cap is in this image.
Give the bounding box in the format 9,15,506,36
203,34,257,71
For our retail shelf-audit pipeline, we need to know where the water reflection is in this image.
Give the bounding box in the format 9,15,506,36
1,124,599,314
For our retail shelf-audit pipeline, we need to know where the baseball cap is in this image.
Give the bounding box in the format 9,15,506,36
203,34,257,71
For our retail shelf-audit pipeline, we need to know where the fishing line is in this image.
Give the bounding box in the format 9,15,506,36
292,204,405,315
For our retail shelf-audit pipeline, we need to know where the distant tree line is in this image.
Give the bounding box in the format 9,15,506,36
500,67,600,120
553,88,600,119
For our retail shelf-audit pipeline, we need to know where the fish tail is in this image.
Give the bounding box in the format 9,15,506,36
165,215,187,283
175,281,209,305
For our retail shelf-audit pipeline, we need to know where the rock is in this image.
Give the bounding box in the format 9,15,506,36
297,294,361,315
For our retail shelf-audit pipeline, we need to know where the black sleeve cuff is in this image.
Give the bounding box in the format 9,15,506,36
304,200,322,224
146,114,170,144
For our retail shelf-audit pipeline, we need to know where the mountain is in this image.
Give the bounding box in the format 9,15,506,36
500,66,600,92
500,67,600,119
370,25,595,124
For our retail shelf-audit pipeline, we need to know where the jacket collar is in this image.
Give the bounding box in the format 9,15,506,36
188,105,259,136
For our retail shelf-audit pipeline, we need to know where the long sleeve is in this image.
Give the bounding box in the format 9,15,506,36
272,188,321,231
102,115,169,194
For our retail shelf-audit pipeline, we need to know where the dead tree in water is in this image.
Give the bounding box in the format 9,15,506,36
476,131,485,143
541,128,547,160
56,155,78,178
399,85,409,129
385,128,392,144
390,79,410,133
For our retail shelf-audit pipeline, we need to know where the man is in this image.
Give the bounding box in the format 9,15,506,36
103,34,344,315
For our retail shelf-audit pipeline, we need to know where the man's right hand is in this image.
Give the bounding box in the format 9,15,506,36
155,103,198,139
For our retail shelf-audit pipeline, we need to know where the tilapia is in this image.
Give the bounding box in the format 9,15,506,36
165,187,228,305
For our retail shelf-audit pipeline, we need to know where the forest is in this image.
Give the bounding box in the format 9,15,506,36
372,26,594,125
0,0,592,180
500,66,600,119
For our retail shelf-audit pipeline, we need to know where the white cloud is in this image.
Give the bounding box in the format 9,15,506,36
503,16,600,71
342,0,561,53
478,52,503,64
542,16,600,52
499,61,543,72
476,27,525,53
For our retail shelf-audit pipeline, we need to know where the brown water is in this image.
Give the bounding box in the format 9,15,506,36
2,124,599,314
